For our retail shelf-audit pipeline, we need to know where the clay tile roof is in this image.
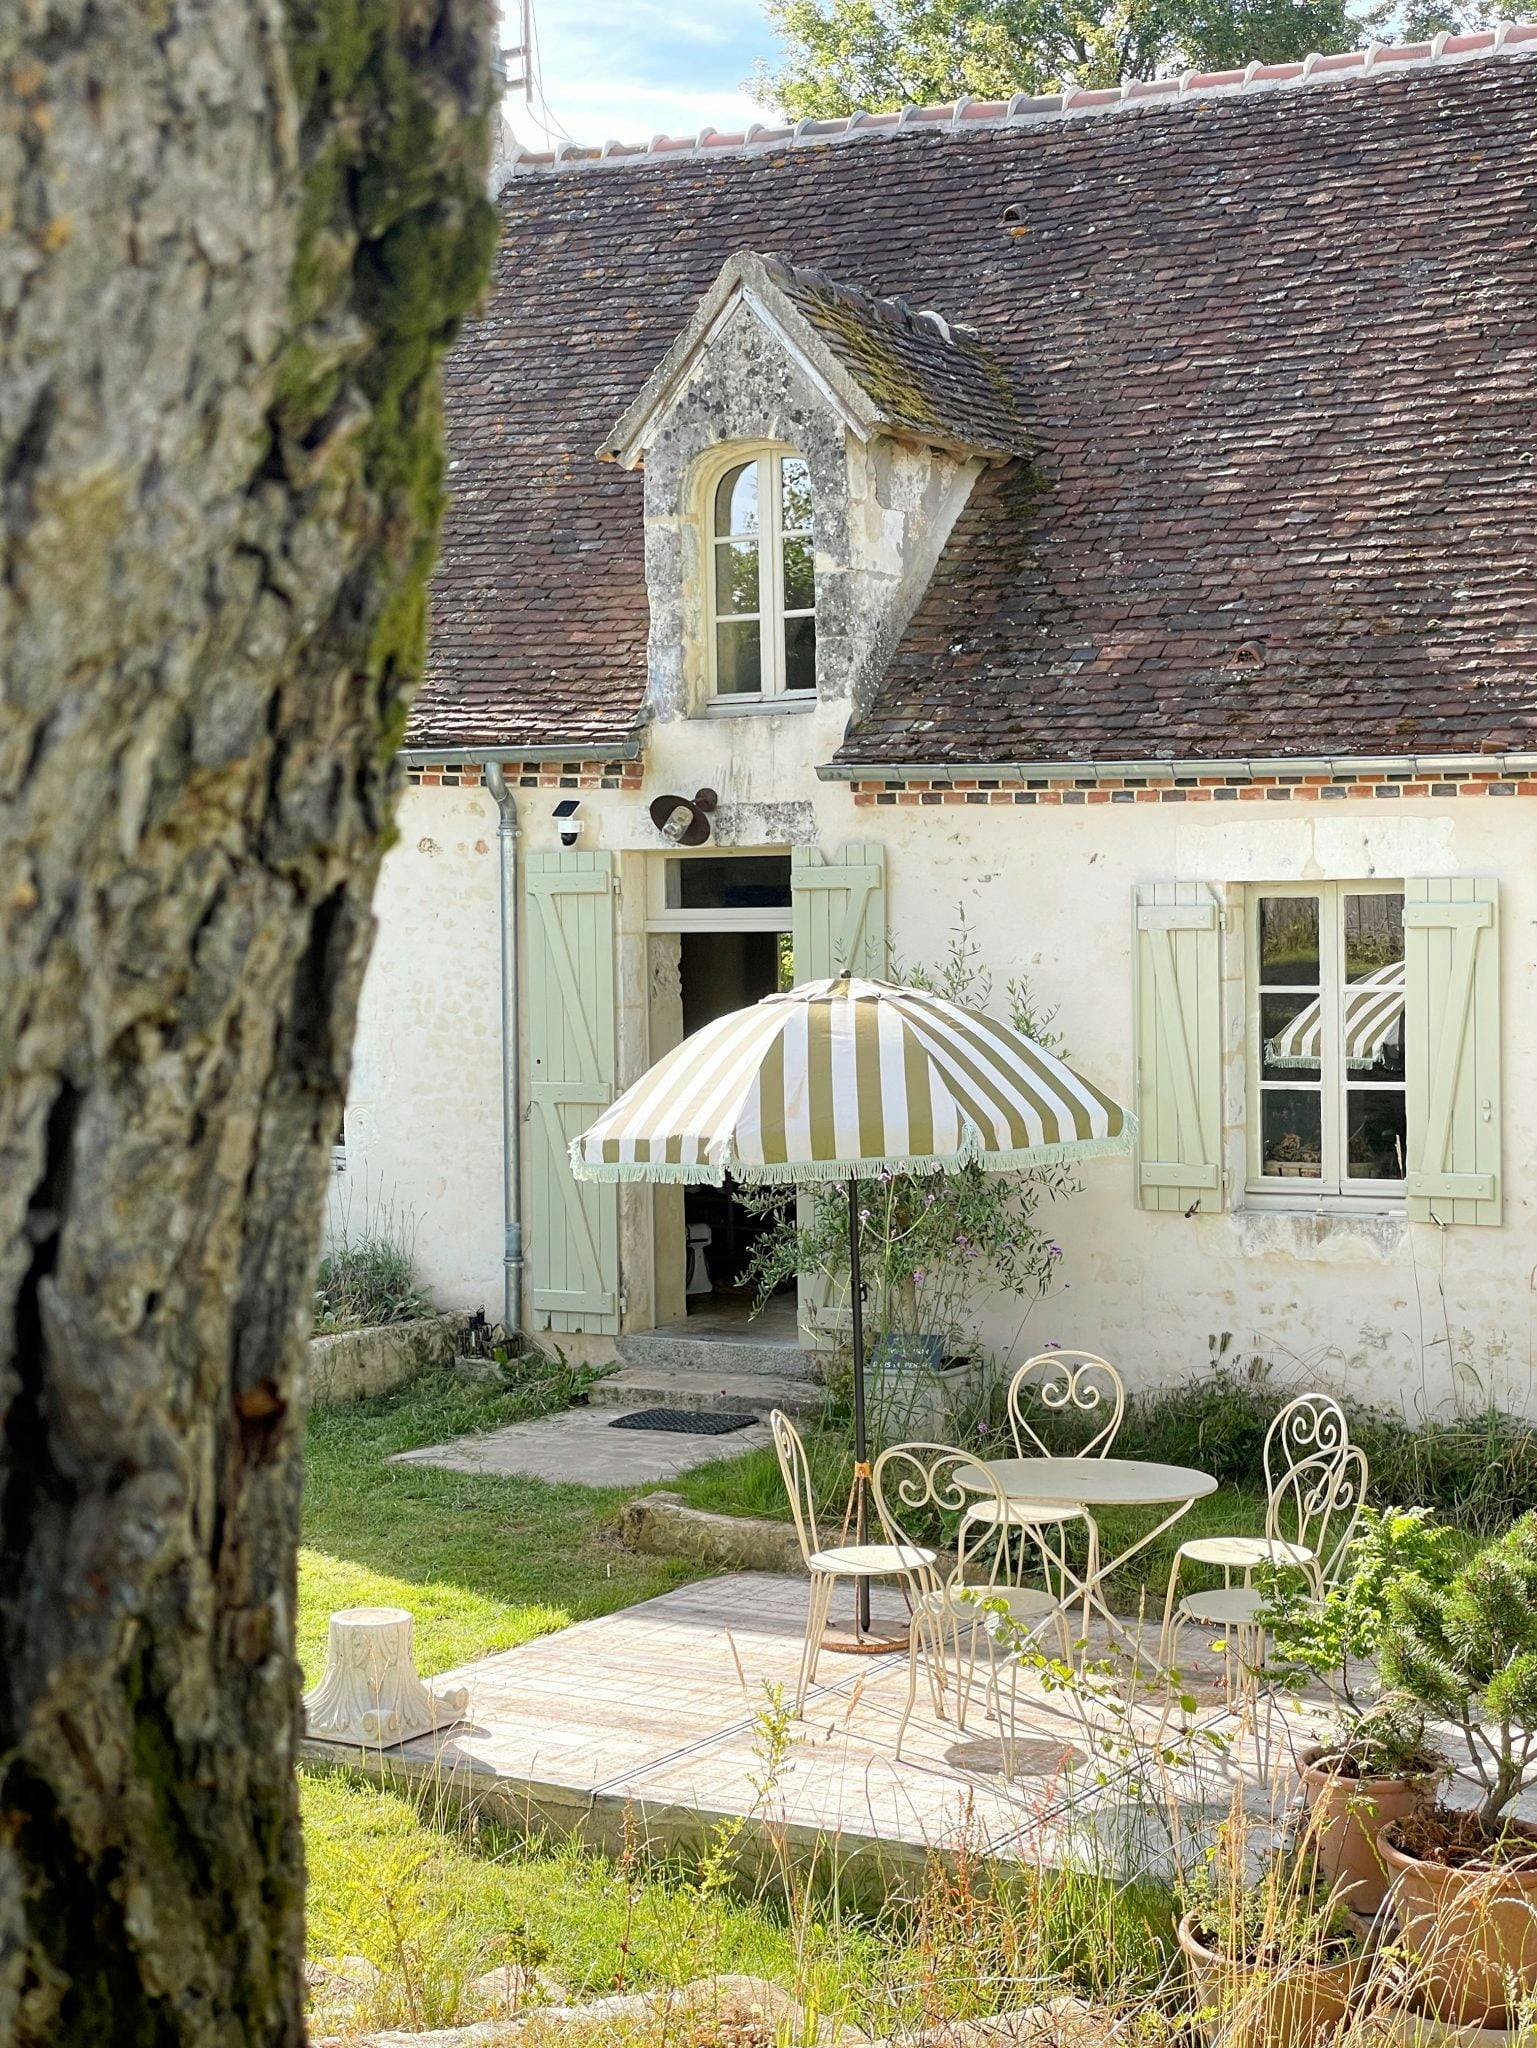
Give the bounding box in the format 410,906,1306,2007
413,33,1537,760
763,256,1030,460
600,249,1028,468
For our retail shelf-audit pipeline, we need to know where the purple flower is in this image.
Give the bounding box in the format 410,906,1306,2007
859,1207,870,1223
913,1268,926,1283
1047,1243,1063,1262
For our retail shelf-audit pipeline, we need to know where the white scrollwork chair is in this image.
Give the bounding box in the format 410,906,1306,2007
1157,1393,1352,1664
1164,1440,1368,1718
872,1440,1071,1764
960,1351,1125,1620
770,1410,934,1715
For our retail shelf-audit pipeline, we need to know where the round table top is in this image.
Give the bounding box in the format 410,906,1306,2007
971,1455,1219,1508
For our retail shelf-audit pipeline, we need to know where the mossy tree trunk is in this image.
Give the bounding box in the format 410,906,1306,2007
0,3,497,2040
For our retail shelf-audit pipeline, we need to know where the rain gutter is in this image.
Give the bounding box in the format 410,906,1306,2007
817,753,1537,782
484,763,524,1337
400,738,643,766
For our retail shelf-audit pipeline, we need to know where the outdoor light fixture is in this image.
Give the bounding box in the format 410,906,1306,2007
553,798,582,846
649,787,718,846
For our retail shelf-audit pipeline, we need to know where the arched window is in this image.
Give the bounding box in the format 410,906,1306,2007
708,448,815,701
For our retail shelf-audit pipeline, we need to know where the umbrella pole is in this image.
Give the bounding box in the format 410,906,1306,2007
847,1174,871,1636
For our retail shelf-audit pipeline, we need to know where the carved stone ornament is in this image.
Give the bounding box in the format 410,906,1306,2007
302,1605,469,1747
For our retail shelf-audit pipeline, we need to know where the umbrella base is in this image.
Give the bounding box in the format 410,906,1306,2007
821,1622,910,1655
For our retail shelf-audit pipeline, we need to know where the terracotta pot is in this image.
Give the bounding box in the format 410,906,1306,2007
1178,1911,1370,2048
1298,1746,1436,1912
1380,1825,1537,2029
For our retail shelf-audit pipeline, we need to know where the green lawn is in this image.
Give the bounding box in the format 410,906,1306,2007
299,1374,705,1685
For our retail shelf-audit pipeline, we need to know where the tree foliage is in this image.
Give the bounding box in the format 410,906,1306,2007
754,0,1503,116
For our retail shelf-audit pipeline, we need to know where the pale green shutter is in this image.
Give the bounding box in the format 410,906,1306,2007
525,851,620,1331
791,844,887,1347
1133,883,1223,1214
1404,878,1501,1226
791,842,887,979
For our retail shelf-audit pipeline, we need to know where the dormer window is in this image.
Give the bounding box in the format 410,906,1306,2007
710,448,816,701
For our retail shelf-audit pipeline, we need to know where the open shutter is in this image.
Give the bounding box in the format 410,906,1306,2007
1404,878,1501,1226
792,842,887,981
791,844,887,1347
1133,882,1223,1214
526,851,620,1331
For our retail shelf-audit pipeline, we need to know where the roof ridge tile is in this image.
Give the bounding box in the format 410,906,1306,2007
504,24,1537,178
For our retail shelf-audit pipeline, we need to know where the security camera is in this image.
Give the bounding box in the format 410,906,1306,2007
553,798,582,847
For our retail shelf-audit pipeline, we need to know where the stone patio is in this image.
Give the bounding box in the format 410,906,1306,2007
300,1571,1326,1886
390,1404,774,1485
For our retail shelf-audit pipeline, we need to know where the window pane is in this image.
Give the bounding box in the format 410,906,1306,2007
1347,1090,1406,1182
783,614,816,692
1259,896,1319,985
781,456,812,532
1261,991,1323,1079
714,461,759,537
673,855,792,910
782,537,814,611
1260,1090,1323,1177
1343,893,1406,1079
715,618,761,695
714,539,760,616
1344,893,1404,979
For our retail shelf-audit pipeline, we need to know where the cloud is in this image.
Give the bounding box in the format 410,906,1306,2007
503,0,775,146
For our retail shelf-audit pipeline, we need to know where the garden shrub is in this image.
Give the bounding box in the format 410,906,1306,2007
1105,1339,1537,1534
315,1191,433,1332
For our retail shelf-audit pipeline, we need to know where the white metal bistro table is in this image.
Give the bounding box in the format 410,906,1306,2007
967,1456,1219,1665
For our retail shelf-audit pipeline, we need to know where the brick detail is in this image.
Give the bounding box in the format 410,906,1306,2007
849,769,1537,806
405,759,645,790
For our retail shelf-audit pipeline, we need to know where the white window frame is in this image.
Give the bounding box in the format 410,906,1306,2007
645,849,793,933
1245,879,1407,1213
703,444,816,708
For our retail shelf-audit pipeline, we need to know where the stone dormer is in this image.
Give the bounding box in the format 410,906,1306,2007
597,251,1027,726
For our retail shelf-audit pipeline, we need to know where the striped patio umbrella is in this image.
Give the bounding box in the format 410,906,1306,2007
571,974,1132,1638
571,974,1131,1186
1265,961,1405,1072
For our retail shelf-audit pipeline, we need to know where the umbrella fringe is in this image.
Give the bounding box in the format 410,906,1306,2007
569,1127,1135,1187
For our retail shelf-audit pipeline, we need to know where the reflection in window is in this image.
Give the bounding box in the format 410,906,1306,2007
710,450,816,701
1254,886,1406,1193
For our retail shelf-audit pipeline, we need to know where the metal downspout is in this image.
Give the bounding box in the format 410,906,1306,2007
484,763,523,1336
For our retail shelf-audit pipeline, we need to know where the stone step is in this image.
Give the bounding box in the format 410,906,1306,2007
615,1326,820,1383
588,1365,825,1422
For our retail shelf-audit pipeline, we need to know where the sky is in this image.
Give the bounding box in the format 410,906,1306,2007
502,0,776,151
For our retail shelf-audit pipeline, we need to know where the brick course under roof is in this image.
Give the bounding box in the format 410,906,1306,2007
414,44,1537,763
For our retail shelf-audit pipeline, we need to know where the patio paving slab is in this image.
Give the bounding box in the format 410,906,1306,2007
389,1405,773,1485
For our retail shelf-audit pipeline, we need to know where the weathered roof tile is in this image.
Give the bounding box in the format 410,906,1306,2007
414,40,1537,761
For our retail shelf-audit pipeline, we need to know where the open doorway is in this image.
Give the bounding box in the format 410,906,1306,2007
679,929,787,1320
645,853,795,1336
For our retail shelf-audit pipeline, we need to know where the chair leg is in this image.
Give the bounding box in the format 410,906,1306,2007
1158,1549,1186,1668
897,1619,929,1759
795,1573,825,1713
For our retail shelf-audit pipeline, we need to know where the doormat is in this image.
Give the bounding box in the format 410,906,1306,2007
609,1408,759,1436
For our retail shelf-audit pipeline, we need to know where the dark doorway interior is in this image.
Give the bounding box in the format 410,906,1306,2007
679,929,790,1313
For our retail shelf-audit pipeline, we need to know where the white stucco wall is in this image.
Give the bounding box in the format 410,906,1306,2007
350,717,1537,1418
334,785,504,1318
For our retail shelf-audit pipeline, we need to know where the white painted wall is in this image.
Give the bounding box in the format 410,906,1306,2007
350,720,1537,1418
335,784,504,1319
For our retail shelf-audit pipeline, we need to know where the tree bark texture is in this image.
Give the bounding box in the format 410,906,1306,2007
0,4,496,2040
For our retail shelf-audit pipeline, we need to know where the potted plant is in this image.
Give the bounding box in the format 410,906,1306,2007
1260,1506,1455,1910
1178,1842,1373,2048
1375,1511,1537,2026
